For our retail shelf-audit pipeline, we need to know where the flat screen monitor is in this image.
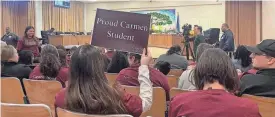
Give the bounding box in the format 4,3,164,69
54,0,70,8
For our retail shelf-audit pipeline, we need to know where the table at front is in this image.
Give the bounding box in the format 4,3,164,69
49,35,92,46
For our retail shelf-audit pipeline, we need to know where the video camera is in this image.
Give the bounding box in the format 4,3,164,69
182,23,192,37
182,23,193,42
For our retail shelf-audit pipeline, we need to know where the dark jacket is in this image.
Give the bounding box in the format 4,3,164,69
1,61,32,79
1,32,19,47
219,29,234,51
193,34,205,56
240,69,275,98
156,53,189,70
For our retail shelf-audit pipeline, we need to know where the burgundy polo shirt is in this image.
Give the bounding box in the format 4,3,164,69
29,66,69,88
169,89,261,117
116,63,170,100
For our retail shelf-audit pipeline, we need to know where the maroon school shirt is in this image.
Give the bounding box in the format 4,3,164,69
29,66,69,87
116,63,170,100
55,88,142,117
169,89,261,117
17,37,40,57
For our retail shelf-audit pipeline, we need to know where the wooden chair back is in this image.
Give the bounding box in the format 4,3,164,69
122,86,166,117
167,75,178,88
1,77,25,104
167,69,183,77
242,94,275,117
105,73,118,86
23,79,62,111
1,103,52,117
170,88,190,99
57,108,133,117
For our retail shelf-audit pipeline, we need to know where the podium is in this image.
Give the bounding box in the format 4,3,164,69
49,35,91,46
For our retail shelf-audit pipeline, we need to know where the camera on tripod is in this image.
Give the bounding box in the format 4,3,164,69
181,23,195,61
182,23,192,42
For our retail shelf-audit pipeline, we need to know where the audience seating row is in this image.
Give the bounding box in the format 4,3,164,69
167,69,184,77
105,73,179,88
1,103,132,117
2,77,275,117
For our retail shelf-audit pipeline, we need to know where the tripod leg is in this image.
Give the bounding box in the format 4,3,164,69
185,44,190,60
187,42,196,61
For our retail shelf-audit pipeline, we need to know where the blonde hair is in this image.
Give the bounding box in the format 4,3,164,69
1,45,17,61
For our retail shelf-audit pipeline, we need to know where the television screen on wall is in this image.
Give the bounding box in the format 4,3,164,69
54,0,70,8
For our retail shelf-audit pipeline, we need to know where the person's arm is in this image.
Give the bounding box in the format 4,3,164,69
138,49,153,112
16,39,23,51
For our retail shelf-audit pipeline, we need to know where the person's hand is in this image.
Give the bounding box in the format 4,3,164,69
141,48,152,66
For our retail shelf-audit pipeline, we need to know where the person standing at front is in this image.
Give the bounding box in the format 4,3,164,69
219,23,234,52
193,25,205,58
17,26,40,62
1,27,19,48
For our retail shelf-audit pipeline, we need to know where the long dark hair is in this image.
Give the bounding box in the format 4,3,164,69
40,44,61,79
167,45,181,55
234,45,252,68
107,51,129,73
193,48,239,92
24,26,35,38
66,45,128,114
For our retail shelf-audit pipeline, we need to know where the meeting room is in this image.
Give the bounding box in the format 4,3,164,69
1,0,275,117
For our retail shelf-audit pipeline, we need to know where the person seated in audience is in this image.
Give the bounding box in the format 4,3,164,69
169,48,261,117
55,45,153,117
17,26,40,63
67,46,78,64
107,51,129,73
18,50,34,66
117,53,170,100
178,43,213,90
69,46,78,55
29,44,68,88
233,45,252,72
56,45,66,51
57,49,68,67
1,27,19,48
1,45,32,79
106,48,115,60
240,39,275,97
156,45,188,70
154,61,171,75
1,41,7,48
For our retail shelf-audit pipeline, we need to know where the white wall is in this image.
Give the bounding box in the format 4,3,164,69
262,1,275,40
85,1,225,33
